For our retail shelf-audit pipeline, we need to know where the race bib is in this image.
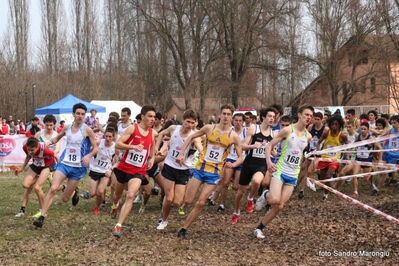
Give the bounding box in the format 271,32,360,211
33,158,45,167
389,137,399,149
325,145,337,157
252,142,266,158
64,148,81,164
309,137,318,150
356,146,369,159
205,144,224,163
126,149,147,167
96,157,112,170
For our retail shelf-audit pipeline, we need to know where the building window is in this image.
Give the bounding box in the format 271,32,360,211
371,77,376,92
360,50,368,64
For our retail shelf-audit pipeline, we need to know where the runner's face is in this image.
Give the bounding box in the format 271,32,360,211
245,116,251,125
220,109,232,124
121,111,130,123
368,113,375,121
330,120,340,131
280,122,290,128
154,118,160,126
27,146,38,156
314,117,321,126
299,109,313,125
45,122,54,132
376,123,384,130
391,120,399,130
346,113,353,120
360,125,369,136
233,116,243,128
142,111,155,128
104,132,113,143
182,118,196,130
263,112,275,125
346,124,354,134
73,108,86,123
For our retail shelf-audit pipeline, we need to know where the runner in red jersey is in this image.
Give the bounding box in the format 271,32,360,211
14,137,59,217
111,105,158,237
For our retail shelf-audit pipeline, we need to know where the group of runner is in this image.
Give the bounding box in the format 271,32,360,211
13,103,398,239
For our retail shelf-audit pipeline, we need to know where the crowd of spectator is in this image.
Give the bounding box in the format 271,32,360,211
0,115,64,137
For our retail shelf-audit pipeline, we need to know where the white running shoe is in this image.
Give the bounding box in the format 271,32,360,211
254,229,265,239
15,210,24,217
157,221,168,230
133,195,142,204
255,189,269,211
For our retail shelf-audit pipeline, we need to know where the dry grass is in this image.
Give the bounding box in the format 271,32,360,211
1,171,399,265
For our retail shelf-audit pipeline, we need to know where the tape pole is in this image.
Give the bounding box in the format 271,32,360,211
307,178,399,225
317,169,396,183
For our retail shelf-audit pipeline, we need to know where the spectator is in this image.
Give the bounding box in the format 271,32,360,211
9,120,17,135
208,115,216,124
17,121,26,134
25,117,41,137
7,115,13,125
171,114,181,125
84,109,98,129
0,118,10,135
57,120,65,133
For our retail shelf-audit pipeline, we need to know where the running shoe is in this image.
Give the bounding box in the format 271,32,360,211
246,200,254,213
72,187,80,206
112,225,122,238
32,210,42,218
255,189,268,211
298,190,304,199
100,201,106,208
133,195,142,203
207,200,215,206
265,204,272,213
157,221,168,230
15,210,24,217
216,205,225,213
138,205,146,214
111,206,119,219
33,216,44,228
93,207,100,215
151,188,159,196
229,214,240,225
80,190,89,199
177,229,186,238
322,194,328,201
351,192,358,198
372,189,379,196
47,175,53,186
254,229,265,239
178,207,185,216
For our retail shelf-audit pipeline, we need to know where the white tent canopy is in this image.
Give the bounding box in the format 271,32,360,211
90,100,142,121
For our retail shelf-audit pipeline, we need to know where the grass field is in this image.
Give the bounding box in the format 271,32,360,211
0,170,398,265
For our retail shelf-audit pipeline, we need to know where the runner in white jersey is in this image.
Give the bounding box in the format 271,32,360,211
254,105,313,239
155,110,202,230
33,103,98,228
209,113,246,213
86,127,119,214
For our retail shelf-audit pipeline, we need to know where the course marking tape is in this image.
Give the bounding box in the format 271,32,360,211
316,169,396,183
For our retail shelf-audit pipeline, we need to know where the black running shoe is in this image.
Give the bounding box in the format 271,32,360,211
207,200,215,206
265,204,272,213
298,190,304,199
372,189,379,196
72,187,80,206
177,229,186,238
151,188,159,196
33,216,44,228
216,205,225,213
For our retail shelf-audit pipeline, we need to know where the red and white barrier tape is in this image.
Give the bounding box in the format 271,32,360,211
316,169,396,183
340,148,399,153
307,157,399,169
306,178,399,225
305,133,399,158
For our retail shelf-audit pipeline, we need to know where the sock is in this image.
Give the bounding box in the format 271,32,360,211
62,184,66,192
256,222,265,231
264,190,269,199
116,223,122,228
20,206,25,213
247,195,253,201
220,204,224,208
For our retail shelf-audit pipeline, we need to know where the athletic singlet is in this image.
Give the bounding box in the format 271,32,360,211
118,122,133,136
275,125,308,177
355,134,373,161
227,127,246,161
90,139,116,173
39,130,58,151
195,125,232,175
117,123,153,175
24,143,55,167
321,131,342,159
245,124,273,161
308,124,325,151
346,132,358,160
59,124,91,167
164,125,195,170
383,128,399,157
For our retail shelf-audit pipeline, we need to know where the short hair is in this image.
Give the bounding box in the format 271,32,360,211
346,109,356,115
244,112,252,117
269,104,284,116
105,126,116,135
314,112,323,119
31,116,39,121
159,120,176,133
390,115,399,123
155,112,163,119
360,122,369,129
367,110,378,117
359,113,369,120
259,107,277,122
43,114,56,124
141,105,156,115
135,114,141,120
182,109,197,120
233,113,245,121
376,118,386,128
327,115,344,129
107,123,118,133
60,120,65,125
345,120,354,126
90,109,97,113
381,113,390,120
26,137,39,148
121,107,131,115
298,105,314,115
220,104,235,114
281,115,291,123
109,111,120,120
107,116,118,125
73,103,87,113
